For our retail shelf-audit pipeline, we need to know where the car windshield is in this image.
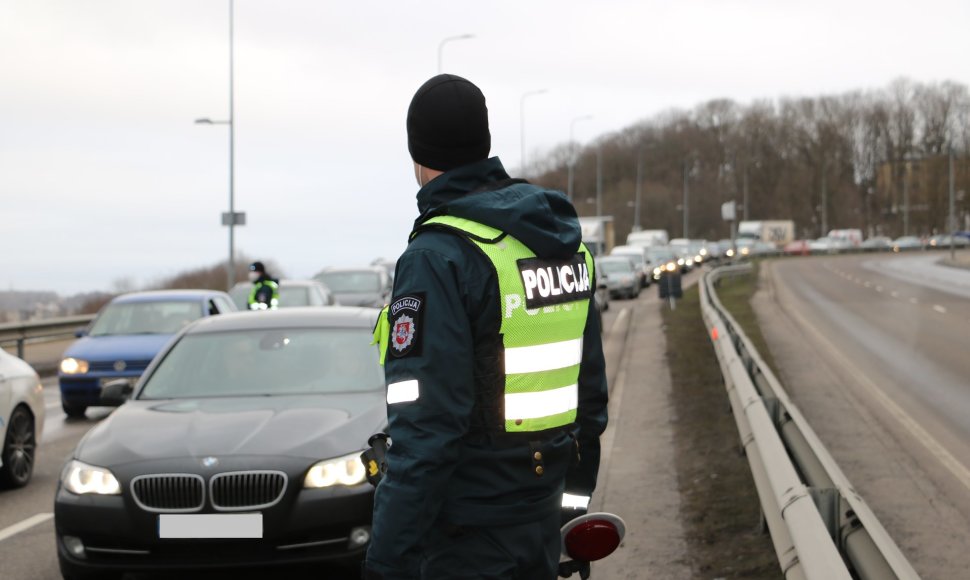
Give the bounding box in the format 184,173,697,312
279,287,310,307
317,271,380,293
139,328,384,399
598,260,633,274
89,301,202,336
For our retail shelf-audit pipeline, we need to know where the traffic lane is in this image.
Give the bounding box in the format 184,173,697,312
0,422,83,579
39,375,113,445
758,259,970,578
771,256,970,478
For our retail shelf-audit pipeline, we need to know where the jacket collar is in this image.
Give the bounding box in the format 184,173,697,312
413,157,510,226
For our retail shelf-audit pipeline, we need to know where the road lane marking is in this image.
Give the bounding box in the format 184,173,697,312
864,281,872,288
0,513,53,543
891,291,899,298
781,293,970,494
875,286,883,293
933,305,947,314
910,297,919,304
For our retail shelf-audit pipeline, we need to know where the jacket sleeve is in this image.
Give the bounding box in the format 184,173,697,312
365,247,477,579
565,268,609,498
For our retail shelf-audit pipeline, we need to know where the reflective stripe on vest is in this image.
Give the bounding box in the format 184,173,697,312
422,215,593,432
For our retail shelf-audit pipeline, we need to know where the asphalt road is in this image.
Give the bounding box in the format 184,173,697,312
0,292,637,580
757,251,970,579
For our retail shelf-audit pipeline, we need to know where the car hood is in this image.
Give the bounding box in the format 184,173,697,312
63,334,174,363
77,392,387,468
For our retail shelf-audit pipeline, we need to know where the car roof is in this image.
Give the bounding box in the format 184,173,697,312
111,290,223,304
317,266,385,274
231,279,323,289
184,306,378,334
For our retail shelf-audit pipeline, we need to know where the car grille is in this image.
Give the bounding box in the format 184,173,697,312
89,359,153,373
131,474,205,513
210,471,287,511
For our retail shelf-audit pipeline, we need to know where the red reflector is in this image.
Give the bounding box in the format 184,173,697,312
564,520,621,562
711,327,719,341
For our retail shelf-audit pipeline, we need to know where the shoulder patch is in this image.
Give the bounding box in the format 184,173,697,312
389,293,425,358
517,254,592,309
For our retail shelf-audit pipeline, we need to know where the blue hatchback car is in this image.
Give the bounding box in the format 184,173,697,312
58,290,237,418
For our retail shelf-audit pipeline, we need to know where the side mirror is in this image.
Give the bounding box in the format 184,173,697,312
74,328,88,338
100,378,133,405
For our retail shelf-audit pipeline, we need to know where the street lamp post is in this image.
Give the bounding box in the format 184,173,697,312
437,34,474,73
633,145,643,232
195,0,238,290
519,89,547,175
596,146,603,217
682,157,690,238
567,115,592,203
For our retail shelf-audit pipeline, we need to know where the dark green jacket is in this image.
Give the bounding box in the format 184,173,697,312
366,157,609,578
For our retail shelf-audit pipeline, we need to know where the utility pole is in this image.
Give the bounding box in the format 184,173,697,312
596,146,603,217
820,161,828,237
950,147,956,260
682,158,690,238
742,164,749,222
633,145,643,231
903,161,910,236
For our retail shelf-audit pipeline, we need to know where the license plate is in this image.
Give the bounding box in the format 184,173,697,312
158,513,262,539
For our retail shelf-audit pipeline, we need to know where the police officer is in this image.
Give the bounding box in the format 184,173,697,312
247,261,279,310
365,74,609,579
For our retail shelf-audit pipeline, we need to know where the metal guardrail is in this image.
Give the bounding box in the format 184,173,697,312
700,264,921,580
0,315,95,359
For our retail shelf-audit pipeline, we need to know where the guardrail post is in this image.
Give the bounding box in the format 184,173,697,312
17,336,25,359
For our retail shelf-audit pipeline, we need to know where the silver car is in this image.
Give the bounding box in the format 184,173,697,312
596,257,640,300
0,349,44,488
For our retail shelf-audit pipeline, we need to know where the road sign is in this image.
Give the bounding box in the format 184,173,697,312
721,201,736,222
221,212,246,226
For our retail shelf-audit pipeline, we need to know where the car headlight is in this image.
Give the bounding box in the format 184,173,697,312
62,460,121,495
60,358,90,374
741,247,750,255
653,267,662,276
304,451,367,488
726,249,735,257
677,258,685,266
666,262,677,271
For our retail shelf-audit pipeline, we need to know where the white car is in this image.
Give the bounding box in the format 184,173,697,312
0,349,44,488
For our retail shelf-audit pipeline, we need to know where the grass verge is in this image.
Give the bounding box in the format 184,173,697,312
712,262,777,375
662,279,780,579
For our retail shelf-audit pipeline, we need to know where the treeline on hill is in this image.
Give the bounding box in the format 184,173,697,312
531,78,970,244
76,256,279,314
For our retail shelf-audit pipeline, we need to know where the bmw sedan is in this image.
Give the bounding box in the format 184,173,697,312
0,349,44,488
54,307,385,579
58,290,237,418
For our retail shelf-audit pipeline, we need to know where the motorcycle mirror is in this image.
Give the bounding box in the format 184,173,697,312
560,512,626,562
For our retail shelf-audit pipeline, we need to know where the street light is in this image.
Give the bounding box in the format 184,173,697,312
567,115,593,203
519,89,548,175
195,0,239,290
437,34,475,73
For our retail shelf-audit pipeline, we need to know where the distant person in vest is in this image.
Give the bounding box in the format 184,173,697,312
364,74,609,579
247,261,279,310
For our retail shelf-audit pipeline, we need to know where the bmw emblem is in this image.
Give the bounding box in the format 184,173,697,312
113,360,127,372
202,457,219,468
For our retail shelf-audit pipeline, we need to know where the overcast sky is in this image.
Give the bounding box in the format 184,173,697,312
3,0,969,295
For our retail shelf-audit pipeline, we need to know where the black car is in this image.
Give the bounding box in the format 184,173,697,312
54,308,386,579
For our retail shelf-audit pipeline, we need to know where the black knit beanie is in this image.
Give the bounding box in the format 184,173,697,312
407,74,491,172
